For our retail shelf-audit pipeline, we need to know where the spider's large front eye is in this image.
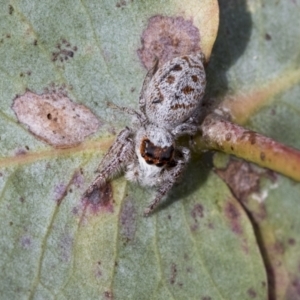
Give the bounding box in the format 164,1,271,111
140,138,174,167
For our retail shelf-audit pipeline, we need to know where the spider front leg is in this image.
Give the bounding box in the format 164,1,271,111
83,127,134,198
139,56,159,113
144,147,191,216
171,123,198,137
106,101,146,125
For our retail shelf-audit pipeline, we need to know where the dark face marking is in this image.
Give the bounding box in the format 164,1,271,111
166,75,175,84
181,85,194,95
171,64,183,72
170,103,195,110
140,138,175,167
191,75,198,82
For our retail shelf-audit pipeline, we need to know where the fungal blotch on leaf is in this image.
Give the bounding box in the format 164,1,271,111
12,91,101,148
137,2,219,70
138,15,201,69
81,182,114,215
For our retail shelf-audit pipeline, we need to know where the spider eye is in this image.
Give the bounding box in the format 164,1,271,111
160,145,174,161
140,138,174,167
156,162,164,167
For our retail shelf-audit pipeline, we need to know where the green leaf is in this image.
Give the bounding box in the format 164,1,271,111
3,0,300,299
207,1,300,299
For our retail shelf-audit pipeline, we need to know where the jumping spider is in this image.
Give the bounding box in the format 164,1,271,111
83,52,206,216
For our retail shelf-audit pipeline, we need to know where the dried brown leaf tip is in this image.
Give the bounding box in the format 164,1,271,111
12,91,101,148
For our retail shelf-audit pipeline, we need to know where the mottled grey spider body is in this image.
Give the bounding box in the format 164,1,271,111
83,53,206,216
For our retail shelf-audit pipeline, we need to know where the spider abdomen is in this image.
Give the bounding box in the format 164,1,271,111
144,53,206,129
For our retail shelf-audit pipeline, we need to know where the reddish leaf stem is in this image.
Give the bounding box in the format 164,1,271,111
196,114,300,182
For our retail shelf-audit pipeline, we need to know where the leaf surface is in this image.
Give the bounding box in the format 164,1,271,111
2,0,299,299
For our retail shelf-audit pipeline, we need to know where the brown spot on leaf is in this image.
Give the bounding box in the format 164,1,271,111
286,277,300,298
104,290,113,300
191,203,204,220
94,267,102,278
58,233,73,262
54,184,68,205
51,39,77,63
120,197,137,243
82,182,114,216
207,222,214,229
247,288,257,298
72,170,84,188
138,15,201,69
190,203,204,231
216,160,260,202
116,0,126,8
20,235,31,249
15,148,27,156
9,5,14,15
294,278,300,294
273,241,284,255
288,238,296,246
12,91,101,148
216,159,268,223
72,207,79,215
170,263,177,285
224,201,243,235
265,33,272,41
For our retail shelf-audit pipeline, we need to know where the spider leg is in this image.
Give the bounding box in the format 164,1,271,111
144,147,190,216
171,123,198,137
106,101,145,124
83,127,134,198
139,56,159,113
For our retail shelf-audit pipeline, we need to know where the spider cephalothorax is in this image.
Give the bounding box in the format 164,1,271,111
83,53,206,216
